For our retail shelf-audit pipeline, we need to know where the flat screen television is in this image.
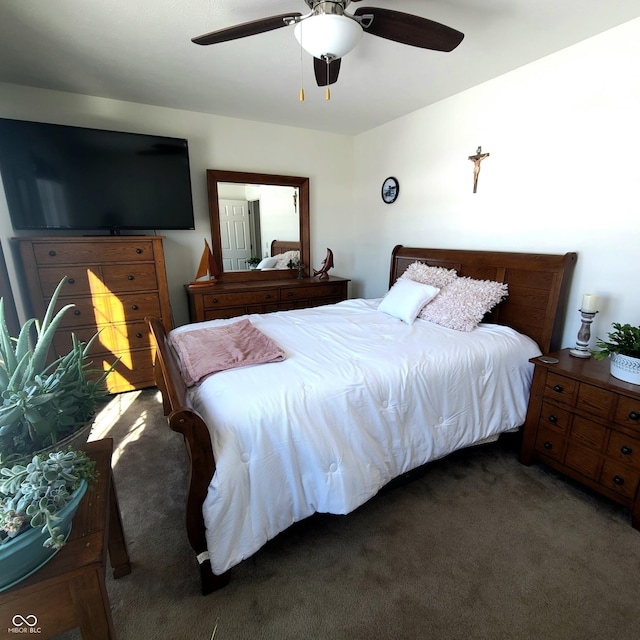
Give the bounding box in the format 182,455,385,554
0,118,195,233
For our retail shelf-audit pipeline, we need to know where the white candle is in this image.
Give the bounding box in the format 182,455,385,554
581,294,598,312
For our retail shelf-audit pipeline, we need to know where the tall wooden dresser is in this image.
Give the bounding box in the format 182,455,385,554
14,236,173,394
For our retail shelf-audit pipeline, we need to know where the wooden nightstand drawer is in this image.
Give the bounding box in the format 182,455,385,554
606,431,640,468
599,460,640,501
570,416,608,451
203,289,279,308
614,396,640,431
564,442,601,480
534,426,566,462
544,372,578,407
539,402,572,434
577,383,615,420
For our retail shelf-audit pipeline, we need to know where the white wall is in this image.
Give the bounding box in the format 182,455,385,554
0,83,355,326
353,17,640,349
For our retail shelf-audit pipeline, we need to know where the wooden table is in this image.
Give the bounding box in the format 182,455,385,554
0,438,130,638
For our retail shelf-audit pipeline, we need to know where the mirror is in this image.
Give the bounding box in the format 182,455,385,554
206,170,310,282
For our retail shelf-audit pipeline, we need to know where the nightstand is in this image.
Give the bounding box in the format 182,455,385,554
520,348,640,530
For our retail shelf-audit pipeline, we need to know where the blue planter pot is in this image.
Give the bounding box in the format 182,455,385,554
0,480,88,591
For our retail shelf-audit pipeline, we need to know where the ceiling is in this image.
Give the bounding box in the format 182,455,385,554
0,1,639,136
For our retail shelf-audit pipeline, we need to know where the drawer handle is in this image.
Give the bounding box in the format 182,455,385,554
128,275,135,281
49,250,56,257
548,415,558,424
136,332,143,339
68,277,75,284
212,298,218,304
136,248,143,254
543,441,553,450
629,411,640,421
287,292,294,297
266,294,272,299
621,446,633,456
613,475,625,486
552,384,563,393
73,309,81,316
131,304,139,311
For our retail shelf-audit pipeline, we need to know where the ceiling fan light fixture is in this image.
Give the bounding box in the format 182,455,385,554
294,14,362,59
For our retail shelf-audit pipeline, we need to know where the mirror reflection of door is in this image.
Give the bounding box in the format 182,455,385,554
218,182,300,271
219,199,254,270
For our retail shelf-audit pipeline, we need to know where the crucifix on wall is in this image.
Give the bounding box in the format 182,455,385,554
468,146,490,193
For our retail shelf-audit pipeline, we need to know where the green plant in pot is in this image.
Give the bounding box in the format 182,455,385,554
0,278,114,465
247,256,261,269
592,322,640,385
0,447,96,590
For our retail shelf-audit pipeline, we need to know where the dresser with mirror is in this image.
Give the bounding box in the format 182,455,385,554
185,169,349,322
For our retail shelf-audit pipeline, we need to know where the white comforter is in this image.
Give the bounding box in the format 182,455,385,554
171,298,541,574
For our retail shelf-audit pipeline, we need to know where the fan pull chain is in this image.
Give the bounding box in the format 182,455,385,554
299,22,305,102
325,59,331,101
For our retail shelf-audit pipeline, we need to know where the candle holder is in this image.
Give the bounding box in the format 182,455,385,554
569,309,598,358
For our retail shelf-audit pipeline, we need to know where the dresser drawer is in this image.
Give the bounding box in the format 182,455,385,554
614,396,640,431
280,283,344,301
39,268,96,298
55,298,111,330
32,240,156,265
203,290,279,308
538,402,572,434
113,293,162,323
544,372,578,407
599,459,640,501
102,263,158,293
534,426,566,463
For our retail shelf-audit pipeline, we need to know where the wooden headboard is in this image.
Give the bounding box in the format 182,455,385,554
389,245,577,354
270,240,300,255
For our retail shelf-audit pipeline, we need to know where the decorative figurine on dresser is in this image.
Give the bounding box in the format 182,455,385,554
313,248,334,280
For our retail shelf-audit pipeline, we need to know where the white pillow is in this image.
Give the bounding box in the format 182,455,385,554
256,256,278,269
378,278,440,324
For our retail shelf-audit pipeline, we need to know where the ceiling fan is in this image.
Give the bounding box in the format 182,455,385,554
192,1,464,89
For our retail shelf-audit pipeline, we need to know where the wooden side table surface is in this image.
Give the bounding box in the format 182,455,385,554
0,438,130,638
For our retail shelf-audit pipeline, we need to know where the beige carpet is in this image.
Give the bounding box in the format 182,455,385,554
52,389,640,640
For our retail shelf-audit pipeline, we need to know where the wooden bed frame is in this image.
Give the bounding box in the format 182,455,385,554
270,239,300,256
147,245,576,594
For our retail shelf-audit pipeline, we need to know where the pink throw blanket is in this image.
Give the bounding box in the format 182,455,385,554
170,319,286,387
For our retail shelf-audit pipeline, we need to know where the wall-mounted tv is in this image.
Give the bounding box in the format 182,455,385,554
0,118,195,234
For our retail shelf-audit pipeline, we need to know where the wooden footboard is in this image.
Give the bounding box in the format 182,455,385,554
146,316,230,594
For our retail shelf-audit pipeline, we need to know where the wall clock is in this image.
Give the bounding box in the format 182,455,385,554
381,177,399,204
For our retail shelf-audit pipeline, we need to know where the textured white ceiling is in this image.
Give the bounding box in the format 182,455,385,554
0,1,639,135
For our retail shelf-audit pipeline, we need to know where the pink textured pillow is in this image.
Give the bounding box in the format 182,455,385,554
419,277,508,332
400,262,458,289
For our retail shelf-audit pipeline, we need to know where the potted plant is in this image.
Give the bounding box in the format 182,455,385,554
0,448,96,590
592,322,640,385
0,278,114,465
247,256,261,270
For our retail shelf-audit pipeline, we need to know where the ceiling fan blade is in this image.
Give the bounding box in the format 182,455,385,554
314,57,341,87
354,7,464,52
192,13,302,45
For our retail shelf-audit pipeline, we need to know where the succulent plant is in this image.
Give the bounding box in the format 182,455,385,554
0,278,114,463
0,448,96,548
